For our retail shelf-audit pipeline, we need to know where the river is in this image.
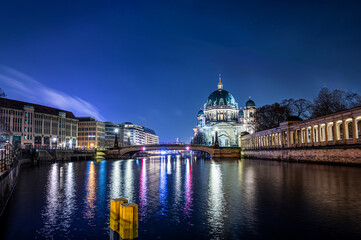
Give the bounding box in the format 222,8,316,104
0,157,360,239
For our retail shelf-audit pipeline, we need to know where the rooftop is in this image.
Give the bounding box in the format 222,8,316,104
0,97,77,119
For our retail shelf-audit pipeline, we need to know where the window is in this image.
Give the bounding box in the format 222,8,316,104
24,135,27,140
25,127,27,132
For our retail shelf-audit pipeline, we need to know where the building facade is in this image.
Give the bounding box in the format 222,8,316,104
0,98,78,148
104,122,120,148
77,117,105,149
193,76,256,147
119,122,159,146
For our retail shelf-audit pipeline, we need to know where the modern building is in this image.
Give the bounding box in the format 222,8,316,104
0,97,78,148
144,127,159,145
104,122,120,148
119,122,159,146
77,117,105,149
193,76,256,147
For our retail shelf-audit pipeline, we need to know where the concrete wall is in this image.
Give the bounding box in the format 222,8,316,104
0,160,20,216
242,145,361,165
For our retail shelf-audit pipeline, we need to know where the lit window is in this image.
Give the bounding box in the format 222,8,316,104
25,127,27,132
24,135,27,140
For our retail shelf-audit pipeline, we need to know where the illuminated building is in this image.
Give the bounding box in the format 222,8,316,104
193,76,256,146
119,122,159,146
0,97,78,148
77,117,105,149
104,122,120,148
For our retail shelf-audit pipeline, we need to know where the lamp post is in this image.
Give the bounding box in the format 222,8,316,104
114,128,119,148
52,137,57,149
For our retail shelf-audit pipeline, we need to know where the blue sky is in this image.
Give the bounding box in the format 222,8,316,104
1,1,361,142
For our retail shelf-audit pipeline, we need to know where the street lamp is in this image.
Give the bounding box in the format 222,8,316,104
127,132,131,146
114,128,119,148
52,137,57,149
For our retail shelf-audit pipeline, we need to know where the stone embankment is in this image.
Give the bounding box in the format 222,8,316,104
242,145,361,165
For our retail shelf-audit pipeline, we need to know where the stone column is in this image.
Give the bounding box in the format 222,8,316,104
333,121,337,145
287,129,291,148
325,123,329,145
310,126,314,146
342,119,347,144
318,124,322,145
353,117,358,144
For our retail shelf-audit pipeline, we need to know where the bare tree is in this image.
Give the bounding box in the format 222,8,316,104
293,99,312,119
255,103,289,131
0,88,6,97
311,88,361,118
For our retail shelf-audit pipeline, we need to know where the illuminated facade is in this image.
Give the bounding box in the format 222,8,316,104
119,122,159,146
0,97,78,148
193,76,256,147
77,117,105,149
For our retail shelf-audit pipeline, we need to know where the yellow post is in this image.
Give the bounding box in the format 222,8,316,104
119,203,139,240
110,198,128,220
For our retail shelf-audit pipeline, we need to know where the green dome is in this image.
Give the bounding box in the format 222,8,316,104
204,89,238,108
197,109,205,116
245,99,256,107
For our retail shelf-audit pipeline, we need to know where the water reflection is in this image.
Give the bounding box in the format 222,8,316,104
110,160,121,199
84,161,96,222
184,158,193,220
159,156,168,215
40,164,59,236
124,160,135,202
139,159,148,220
63,163,76,229
207,161,225,238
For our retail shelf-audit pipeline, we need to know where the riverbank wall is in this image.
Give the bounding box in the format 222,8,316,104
242,145,361,165
0,159,20,217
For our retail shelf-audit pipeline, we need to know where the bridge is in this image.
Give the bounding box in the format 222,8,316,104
105,144,241,159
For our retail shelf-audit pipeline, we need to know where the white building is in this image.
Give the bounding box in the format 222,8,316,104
119,122,159,146
193,76,256,147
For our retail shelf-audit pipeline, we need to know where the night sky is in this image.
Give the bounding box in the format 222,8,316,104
1,1,361,142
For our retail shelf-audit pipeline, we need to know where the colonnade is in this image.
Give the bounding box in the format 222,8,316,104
242,107,361,150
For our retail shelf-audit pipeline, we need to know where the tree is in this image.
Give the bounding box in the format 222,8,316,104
311,88,361,118
255,103,290,131
0,88,6,97
281,98,312,119
192,131,208,145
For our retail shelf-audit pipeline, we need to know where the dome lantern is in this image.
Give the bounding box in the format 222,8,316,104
218,74,223,90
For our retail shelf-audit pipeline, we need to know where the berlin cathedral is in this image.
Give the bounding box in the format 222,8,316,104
193,75,256,147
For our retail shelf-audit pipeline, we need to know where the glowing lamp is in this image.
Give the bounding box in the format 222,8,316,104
142,146,146,151
186,146,190,151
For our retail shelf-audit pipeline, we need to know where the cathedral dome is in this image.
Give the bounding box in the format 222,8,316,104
205,89,238,108
197,109,205,116
245,98,256,107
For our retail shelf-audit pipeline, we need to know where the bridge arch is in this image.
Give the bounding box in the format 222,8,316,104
115,144,214,158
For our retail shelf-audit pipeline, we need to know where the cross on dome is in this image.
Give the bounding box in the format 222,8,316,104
218,74,223,90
